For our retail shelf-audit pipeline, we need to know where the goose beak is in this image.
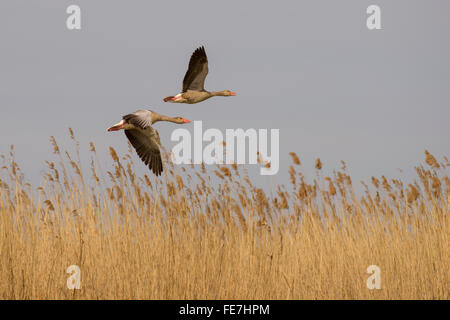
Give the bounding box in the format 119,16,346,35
107,126,119,132
184,118,191,123
229,91,236,96
107,120,125,132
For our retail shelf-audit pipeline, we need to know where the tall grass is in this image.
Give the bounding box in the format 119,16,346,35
0,130,448,299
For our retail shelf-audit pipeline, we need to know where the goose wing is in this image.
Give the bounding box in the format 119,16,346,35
124,127,163,176
182,46,209,92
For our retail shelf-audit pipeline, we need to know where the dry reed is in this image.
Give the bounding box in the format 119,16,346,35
0,135,448,299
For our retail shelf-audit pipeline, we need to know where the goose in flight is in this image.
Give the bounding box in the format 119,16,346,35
107,110,190,176
163,46,236,104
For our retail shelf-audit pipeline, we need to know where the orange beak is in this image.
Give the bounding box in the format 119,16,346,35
184,118,191,123
230,91,236,96
107,124,123,132
107,120,126,132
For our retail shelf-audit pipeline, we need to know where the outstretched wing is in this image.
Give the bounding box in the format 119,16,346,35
124,127,163,176
182,46,209,92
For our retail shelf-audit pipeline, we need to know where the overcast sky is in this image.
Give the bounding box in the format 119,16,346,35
0,0,449,189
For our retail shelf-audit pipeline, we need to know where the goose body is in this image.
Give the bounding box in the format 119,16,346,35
107,110,190,176
163,46,236,104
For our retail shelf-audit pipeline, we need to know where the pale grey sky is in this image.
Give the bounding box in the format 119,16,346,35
0,0,449,188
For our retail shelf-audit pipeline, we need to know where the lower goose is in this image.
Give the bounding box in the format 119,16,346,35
107,110,190,176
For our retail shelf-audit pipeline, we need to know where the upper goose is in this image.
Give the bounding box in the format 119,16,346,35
107,110,190,176
163,46,236,104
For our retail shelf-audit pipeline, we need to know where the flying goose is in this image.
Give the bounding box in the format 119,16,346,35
107,110,190,175
163,46,236,104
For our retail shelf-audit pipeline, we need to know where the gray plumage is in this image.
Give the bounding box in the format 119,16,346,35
123,110,153,129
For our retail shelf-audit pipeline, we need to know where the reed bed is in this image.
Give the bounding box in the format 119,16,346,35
0,130,448,299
